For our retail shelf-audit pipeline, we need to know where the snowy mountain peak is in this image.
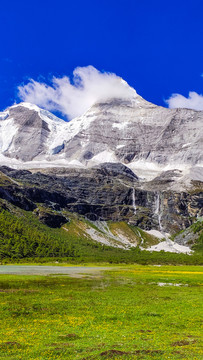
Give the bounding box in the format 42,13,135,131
0,96,202,183
10,102,41,112
92,94,158,111
9,102,65,124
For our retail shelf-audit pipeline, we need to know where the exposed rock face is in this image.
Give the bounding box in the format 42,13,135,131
34,208,68,228
0,181,36,211
64,98,203,169
173,226,200,247
2,106,51,161
0,165,202,235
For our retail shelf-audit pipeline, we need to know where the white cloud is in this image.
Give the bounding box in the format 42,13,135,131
18,66,137,120
166,91,203,111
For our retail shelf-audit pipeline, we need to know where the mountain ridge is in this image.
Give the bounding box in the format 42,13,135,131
0,96,202,254
0,97,202,183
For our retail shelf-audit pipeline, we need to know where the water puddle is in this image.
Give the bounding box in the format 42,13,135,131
157,282,188,287
0,265,112,277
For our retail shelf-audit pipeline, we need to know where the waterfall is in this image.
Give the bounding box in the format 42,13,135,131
155,193,160,215
132,188,136,214
155,192,163,232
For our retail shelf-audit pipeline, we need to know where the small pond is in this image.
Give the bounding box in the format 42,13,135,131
0,265,112,276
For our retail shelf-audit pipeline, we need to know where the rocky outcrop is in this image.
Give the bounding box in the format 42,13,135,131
0,184,36,211
0,164,202,235
34,208,69,228
3,106,51,161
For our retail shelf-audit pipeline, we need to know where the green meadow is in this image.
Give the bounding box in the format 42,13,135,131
0,265,202,360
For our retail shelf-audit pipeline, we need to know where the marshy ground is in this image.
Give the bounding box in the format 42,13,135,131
0,264,202,359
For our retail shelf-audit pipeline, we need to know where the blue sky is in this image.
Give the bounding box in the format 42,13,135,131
0,0,202,118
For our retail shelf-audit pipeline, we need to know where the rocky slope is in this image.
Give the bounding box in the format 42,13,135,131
0,164,202,252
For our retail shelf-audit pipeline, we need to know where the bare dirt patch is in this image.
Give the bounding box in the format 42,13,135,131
139,329,152,333
0,341,21,348
100,350,130,357
58,333,79,340
134,350,164,355
99,349,164,357
0,288,39,293
171,340,191,346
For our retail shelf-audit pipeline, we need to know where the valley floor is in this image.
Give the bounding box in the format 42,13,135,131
0,264,202,359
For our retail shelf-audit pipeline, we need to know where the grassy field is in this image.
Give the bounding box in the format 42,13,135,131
0,265,202,360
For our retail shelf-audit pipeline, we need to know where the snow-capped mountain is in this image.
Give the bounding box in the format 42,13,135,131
0,95,202,181
0,95,202,253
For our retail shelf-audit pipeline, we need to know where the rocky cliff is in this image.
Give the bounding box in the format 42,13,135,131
0,164,202,238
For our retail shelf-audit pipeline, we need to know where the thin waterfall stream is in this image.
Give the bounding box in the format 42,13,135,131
155,192,163,232
132,188,137,214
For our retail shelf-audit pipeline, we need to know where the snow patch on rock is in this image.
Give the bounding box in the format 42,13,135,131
145,229,166,239
90,150,117,164
147,238,192,254
0,118,19,152
0,111,9,120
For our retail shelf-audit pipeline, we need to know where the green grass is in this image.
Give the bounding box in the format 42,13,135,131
191,220,203,252
1,208,203,265
0,265,202,359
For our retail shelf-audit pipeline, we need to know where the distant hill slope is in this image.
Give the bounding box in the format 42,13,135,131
0,166,202,257
0,199,202,264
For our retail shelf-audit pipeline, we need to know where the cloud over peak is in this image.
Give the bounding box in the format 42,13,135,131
166,91,203,111
165,73,203,111
18,66,137,120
